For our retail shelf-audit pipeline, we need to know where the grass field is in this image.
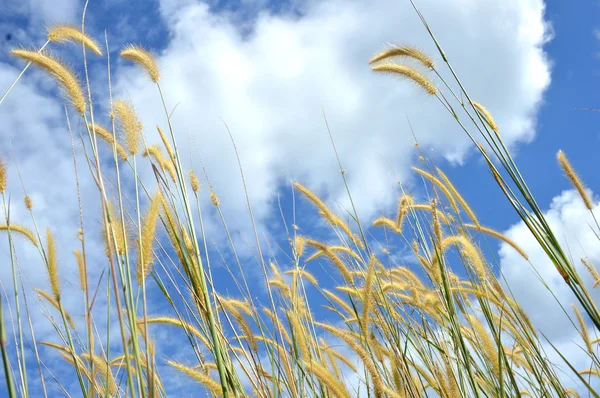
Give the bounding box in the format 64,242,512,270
0,2,599,397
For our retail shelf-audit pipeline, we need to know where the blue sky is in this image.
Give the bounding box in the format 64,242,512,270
1,0,600,396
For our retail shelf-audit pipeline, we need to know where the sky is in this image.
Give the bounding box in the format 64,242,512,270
0,0,600,396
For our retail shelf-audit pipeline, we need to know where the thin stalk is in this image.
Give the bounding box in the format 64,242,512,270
156,82,233,397
0,294,16,398
1,194,28,397
0,41,50,106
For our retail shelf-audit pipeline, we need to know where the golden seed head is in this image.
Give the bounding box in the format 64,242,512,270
24,195,32,210
46,228,61,302
371,62,437,95
74,249,87,292
210,190,220,207
472,101,499,133
88,124,128,161
157,126,175,162
189,170,200,192
47,24,103,56
431,199,443,244
120,45,160,82
11,49,86,115
0,224,38,246
557,150,593,210
294,235,306,257
369,44,434,69
114,99,142,155
0,159,6,193
137,190,162,284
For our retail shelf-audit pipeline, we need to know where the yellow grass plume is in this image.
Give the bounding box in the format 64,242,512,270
189,170,200,193
294,182,358,245
0,224,38,247
303,360,351,398
284,268,318,286
472,101,499,133
88,124,128,161
0,160,6,193
412,167,459,212
24,195,32,210
120,45,160,83
35,289,75,329
45,228,61,301
137,317,210,349
371,62,437,95
442,235,486,280
136,190,162,284
436,167,479,225
103,202,128,257
114,99,142,155
11,50,86,114
582,258,600,287
369,45,434,69
144,145,176,182
47,25,103,56
573,304,593,355
306,239,352,282
166,361,222,396
316,322,385,397
74,249,87,292
467,314,499,377
372,216,401,234
465,223,528,260
557,150,593,210
157,126,175,163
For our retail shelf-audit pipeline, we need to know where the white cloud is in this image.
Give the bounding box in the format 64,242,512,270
499,189,600,390
116,0,551,234
0,0,78,24
0,0,554,394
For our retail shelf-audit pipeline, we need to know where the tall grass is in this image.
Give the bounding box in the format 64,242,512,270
0,3,599,397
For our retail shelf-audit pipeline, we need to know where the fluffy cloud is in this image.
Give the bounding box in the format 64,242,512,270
0,0,78,24
0,0,554,394
499,189,600,386
115,0,551,233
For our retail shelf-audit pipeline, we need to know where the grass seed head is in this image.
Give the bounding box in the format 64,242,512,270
11,49,86,115
371,62,437,95
47,24,103,56
557,150,593,210
369,44,434,69
120,44,160,82
114,99,142,155
189,170,200,192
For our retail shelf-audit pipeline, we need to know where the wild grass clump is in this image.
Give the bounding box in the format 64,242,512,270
0,4,599,398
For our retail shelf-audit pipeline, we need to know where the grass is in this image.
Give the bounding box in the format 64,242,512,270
0,2,599,397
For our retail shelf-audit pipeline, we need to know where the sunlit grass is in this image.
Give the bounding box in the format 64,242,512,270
0,4,599,397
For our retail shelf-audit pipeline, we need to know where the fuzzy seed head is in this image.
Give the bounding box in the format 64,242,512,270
210,190,220,207
0,224,38,246
11,50,86,115
157,126,175,162
74,249,87,292
114,99,142,155
472,101,499,133
557,150,593,210
47,24,103,56
189,170,200,192
371,62,437,95
369,44,434,69
89,124,128,161
46,228,61,302
136,190,162,284
0,159,6,193
120,45,160,82
24,195,32,210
